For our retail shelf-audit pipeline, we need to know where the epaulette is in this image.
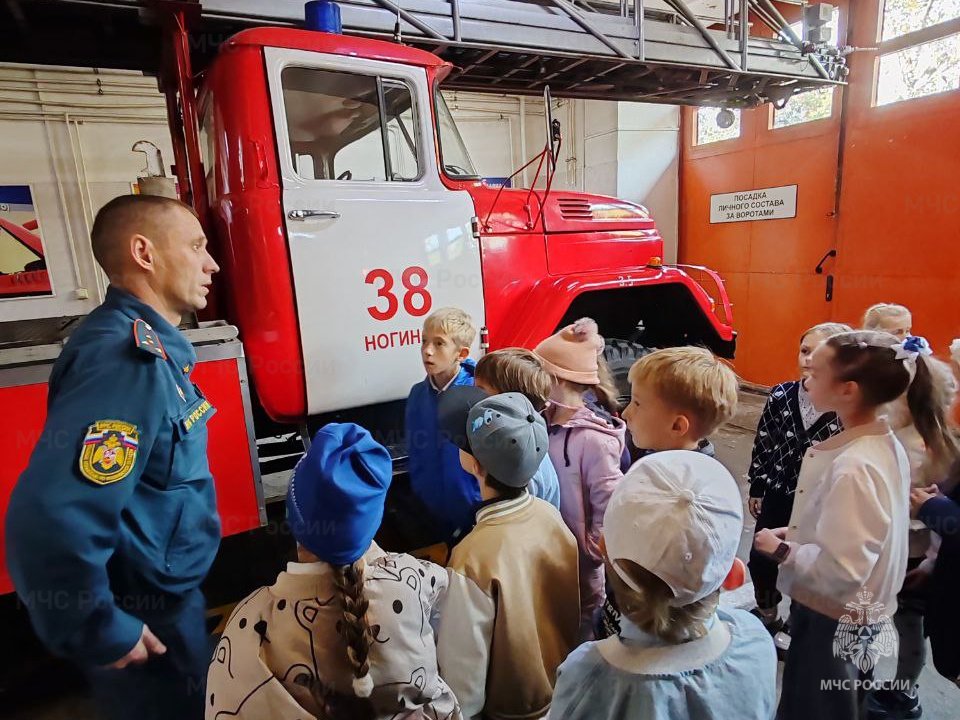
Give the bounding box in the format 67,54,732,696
133,318,167,360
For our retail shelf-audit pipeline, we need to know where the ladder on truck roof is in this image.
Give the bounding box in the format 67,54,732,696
1,0,844,106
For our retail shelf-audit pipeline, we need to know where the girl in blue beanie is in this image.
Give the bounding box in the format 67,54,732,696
206,423,461,720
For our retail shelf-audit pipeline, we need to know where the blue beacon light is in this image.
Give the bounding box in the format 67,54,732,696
305,1,343,34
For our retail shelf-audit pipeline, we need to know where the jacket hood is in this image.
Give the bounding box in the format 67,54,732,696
546,404,626,437
457,358,476,381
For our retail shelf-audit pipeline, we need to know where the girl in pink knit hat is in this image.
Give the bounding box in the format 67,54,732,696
534,318,626,640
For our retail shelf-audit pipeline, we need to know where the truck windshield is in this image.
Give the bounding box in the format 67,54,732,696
435,90,480,180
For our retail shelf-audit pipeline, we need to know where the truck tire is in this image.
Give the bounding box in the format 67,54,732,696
603,339,650,402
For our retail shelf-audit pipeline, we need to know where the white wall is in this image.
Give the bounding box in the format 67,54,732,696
583,100,620,196
0,64,171,322
616,103,680,263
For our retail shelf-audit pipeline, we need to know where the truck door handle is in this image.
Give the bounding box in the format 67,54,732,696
287,209,341,220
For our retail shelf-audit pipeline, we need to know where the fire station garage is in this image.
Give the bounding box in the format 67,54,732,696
0,1,958,719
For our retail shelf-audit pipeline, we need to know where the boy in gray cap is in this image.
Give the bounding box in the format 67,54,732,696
436,391,580,720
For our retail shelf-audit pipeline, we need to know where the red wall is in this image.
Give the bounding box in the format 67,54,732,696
680,0,960,385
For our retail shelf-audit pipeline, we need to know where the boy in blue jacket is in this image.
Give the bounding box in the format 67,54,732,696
405,307,478,544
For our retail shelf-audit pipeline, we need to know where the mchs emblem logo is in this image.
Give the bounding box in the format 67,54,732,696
79,420,140,485
832,588,899,673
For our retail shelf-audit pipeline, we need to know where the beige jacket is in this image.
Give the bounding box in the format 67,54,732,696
437,493,580,720
207,543,461,719
778,421,910,621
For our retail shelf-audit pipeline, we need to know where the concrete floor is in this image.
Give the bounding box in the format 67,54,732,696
3,390,958,719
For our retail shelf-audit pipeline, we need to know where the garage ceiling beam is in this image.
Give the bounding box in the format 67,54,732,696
662,0,739,70
0,0,846,107
546,0,634,60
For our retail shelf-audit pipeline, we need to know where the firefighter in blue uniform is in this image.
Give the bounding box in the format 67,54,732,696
5,195,221,720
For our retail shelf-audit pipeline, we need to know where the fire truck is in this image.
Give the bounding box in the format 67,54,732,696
0,0,843,616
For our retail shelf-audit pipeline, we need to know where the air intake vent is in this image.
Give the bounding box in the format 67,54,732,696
557,198,593,220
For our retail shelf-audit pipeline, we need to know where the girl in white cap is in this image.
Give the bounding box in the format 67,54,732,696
548,451,777,720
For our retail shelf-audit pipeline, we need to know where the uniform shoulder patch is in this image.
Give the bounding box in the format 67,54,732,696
133,318,167,360
79,420,140,486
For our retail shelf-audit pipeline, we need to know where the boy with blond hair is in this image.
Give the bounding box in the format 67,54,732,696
405,307,479,544
621,346,738,453
595,346,738,638
549,452,776,720
474,348,560,508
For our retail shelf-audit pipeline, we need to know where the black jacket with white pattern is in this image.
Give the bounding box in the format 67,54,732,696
747,381,843,499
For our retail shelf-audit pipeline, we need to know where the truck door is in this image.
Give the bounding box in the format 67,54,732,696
265,48,484,414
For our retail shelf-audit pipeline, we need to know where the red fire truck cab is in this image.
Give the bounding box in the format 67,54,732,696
198,26,735,424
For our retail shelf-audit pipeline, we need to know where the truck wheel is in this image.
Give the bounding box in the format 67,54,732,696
603,339,650,402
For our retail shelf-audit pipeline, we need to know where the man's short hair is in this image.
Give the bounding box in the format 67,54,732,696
627,346,738,437
475,348,552,411
423,307,477,349
90,194,194,274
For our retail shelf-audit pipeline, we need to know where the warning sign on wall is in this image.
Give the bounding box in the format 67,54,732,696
710,185,798,224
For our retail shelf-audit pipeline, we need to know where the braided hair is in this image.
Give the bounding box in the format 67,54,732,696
307,673,376,720
306,558,377,720
334,560,376,698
